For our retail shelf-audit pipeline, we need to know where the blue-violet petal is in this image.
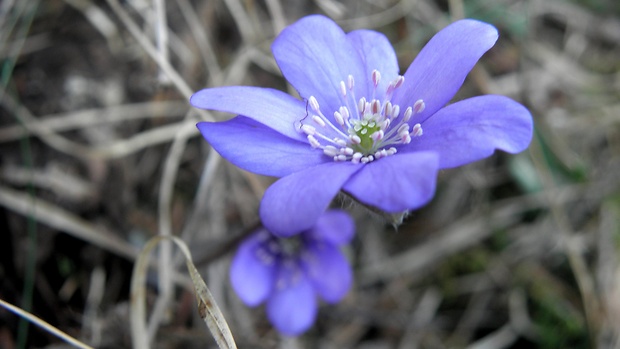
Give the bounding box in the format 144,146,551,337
197,117,327,177
392,19,498,124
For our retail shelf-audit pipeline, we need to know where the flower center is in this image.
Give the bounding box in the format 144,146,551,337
253,231,306,290
253,231,303,265
297,69,425,164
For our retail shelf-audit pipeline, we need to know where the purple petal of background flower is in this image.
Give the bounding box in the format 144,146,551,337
392,19,499,124
230,232,277,306
301,241,352,303
401,95,534,169
266,265,317,336
197,117,327,177
343,152,439,212
260,162,362,237
307,210,355,245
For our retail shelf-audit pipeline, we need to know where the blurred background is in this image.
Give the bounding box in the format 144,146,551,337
1,0,620,348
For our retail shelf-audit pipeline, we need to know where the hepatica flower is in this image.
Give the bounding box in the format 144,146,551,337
192,15,533,236
230,210,354,336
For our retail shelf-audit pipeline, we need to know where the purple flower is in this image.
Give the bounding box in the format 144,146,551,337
192,15,533,236
230,210,354,336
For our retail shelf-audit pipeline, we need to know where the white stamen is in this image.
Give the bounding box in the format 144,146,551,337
393,75,405,88
334,139,347,147
371,130,384,141
358,97,366,114
341,147,354,155
351,152,363,164
323,145,338,157
412,123,423,137
301,124,316,135
300,69,423,164
384,101,392,118
308,135,321,148
391,105,400,119
333,111,345,126
347,75,354,90
372,70,381,87
308,96,320,113
312,115,326,127
403,106,413,122
371,99,381,114
414,99,425,114
397,124,409,135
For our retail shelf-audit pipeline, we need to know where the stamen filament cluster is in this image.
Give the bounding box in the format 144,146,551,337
299,69,425,164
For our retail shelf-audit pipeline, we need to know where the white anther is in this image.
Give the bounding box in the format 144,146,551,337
358,97,366,113
334,111,345,126
339,106,349,119
341,147,354,155
393,75,405,89
347,75,355,90
334,139,347,147
387,147,397,155
412,123,423,137
339,81,347,97
301,124,316,135
361,157,369,164
370,130,384,142
336,154,347,161
307,135,321,148
375,150,389,159
384,102,392,118
371,100,381,114
403,106,413,122
349,135,361,144
372,70,381,87
368,155,374,162
401,134,412,144
380,119,390,130
352,152,363,164
397,124,409,135
312,115,326,127
414,99,425,114
323,145,338,157
308,96,320,112
391,105,400,119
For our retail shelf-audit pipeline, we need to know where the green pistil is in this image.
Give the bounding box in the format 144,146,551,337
352,118,381,153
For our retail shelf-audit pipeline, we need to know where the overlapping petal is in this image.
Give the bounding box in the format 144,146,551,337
301,241,352,303
267,265,317,336
197,117,326,177
392,19,498,124
260,162,362,237
190,86,306,142
347,29,399,98
272,15,367,120
230,232,277,306
343,152,439,212
307,210,355,245
403,95,533,169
